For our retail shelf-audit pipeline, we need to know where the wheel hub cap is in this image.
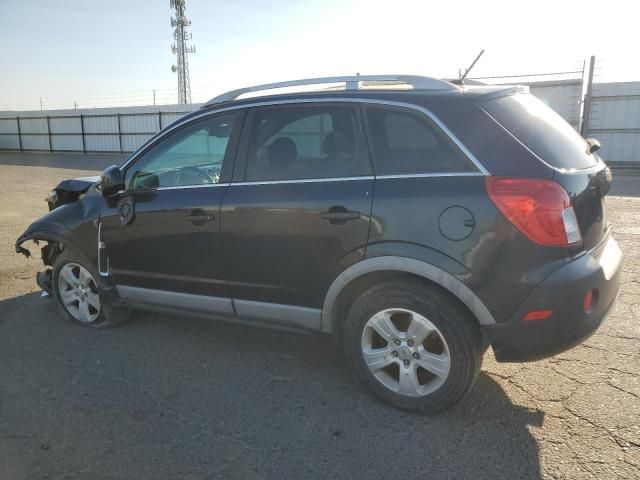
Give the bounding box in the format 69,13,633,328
57,263,101,323
361,308,451,397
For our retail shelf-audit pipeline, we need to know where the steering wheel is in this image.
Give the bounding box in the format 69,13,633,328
175,166,214,186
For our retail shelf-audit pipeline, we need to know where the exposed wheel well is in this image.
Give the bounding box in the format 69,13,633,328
330,270,484,344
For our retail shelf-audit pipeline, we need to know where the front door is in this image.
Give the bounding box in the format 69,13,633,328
101,110,243,313
220,103,374,328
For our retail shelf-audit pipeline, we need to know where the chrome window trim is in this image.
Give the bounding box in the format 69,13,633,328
229,176,374,187
376,172,484,180
154,182,230,191
226,173,483,187
120,97,490,176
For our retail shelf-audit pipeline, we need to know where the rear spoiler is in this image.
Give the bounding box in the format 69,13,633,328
462,85,530,101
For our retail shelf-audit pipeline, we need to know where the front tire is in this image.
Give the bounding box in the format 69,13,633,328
52,249,130,328
343,279,483,414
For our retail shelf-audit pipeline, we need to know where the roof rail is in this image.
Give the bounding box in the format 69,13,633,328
203,75,457,107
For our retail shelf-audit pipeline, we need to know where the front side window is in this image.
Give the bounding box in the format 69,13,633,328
125,113,238,190
365,106,475,175
244,105,372,181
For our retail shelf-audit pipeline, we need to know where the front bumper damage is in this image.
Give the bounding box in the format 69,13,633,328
15,231,64,296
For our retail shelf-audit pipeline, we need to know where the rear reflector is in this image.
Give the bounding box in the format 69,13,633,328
486,177,583,247
583,289,595,313
523,309,553,321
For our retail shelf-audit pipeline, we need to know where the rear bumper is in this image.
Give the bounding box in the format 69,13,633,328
486,234,623,362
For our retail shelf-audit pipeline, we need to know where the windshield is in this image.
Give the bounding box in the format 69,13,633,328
480,93,597,170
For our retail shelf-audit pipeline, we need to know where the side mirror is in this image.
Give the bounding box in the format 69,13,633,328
100,165,125,197
586,138,601,154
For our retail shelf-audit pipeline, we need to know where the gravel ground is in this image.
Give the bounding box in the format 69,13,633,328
0,152,638,480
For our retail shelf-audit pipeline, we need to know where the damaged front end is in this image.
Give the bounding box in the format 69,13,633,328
45,175,100,210
15,174,103,296
15,232,65,296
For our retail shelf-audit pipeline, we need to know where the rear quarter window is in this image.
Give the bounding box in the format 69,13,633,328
480,93,597,170
365,106,476,175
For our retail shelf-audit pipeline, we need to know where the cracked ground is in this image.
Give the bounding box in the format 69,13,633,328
0,152,638,480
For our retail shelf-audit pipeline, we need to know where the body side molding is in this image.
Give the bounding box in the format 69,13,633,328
321,256,496,333
234,299,321,329
115,286,322,330
117,285,235,316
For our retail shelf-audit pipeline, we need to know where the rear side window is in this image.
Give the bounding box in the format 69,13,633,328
244,105,372,181
365,106,475,175
480,93,596,170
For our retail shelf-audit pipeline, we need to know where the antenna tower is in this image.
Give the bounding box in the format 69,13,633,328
170,0,196,104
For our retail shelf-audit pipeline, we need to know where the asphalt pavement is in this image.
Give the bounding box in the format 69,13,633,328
0,151,638,480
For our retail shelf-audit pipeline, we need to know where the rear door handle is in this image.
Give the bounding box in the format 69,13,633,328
321,206,361,225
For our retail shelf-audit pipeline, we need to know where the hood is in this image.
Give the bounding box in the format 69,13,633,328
55,175,101,193
48,175,101,210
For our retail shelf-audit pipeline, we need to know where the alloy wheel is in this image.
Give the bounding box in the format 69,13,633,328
57,263,101,323
361,308,451,396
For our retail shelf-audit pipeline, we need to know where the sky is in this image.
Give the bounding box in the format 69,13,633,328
1,0,638,110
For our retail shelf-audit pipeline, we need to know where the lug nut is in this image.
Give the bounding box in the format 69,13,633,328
394,339,401,346
412,352,419,359
407,339,414,347
403,359,410,367
392,351,398,357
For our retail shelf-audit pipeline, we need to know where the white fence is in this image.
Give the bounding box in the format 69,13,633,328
587,82,640,164
1,81,639,164
0,104,199,153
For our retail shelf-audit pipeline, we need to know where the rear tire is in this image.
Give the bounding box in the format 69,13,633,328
342,279,483,414
52,249,131,328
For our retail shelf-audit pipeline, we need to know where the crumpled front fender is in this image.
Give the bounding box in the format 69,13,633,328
15,200,96,260
15,227,70,258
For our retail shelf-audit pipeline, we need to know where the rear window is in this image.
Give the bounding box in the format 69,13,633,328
365,106,475,175
481,93,596,170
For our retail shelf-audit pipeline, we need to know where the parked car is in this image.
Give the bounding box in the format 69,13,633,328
16,75,622,413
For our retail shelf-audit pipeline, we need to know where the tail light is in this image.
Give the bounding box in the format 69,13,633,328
486,177,582,247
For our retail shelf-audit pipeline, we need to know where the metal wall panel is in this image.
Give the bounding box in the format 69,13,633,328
120,114,158,134
592,132,639,163
122,133,154,152
83,115,118,134
589,97,640,130
51,135,83,151
585,82,640,163
49,116,82,134
0,118,18,134
21,135,49,150
0,135,20,149
18,117,48,134
85,135,120,152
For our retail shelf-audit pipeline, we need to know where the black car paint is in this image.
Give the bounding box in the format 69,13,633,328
364,175,568,321
488,233,622,361
221,178,373,309
15,86,622,363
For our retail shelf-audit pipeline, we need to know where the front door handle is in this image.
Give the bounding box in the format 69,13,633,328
321,206,361,225
187,210,215,226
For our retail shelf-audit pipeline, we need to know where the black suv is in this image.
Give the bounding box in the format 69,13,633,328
16,75,622,413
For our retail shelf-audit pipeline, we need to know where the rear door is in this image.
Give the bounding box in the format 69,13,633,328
100,110,243,311
220,102,374,328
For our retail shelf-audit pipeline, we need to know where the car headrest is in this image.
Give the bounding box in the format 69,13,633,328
322,131,348,156
268,137,297,167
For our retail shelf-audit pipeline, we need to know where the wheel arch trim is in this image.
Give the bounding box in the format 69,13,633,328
321,256,496,333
